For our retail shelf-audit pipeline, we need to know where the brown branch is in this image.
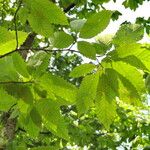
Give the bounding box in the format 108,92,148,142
0,49,17,59
0,47,80,59
22,47,80,53
64,3,76,13
19,32,36,59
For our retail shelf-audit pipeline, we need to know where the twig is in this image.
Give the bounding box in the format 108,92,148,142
0,81,34,85
13,0,22,49
0,48,80,59
0,49,18,58
26,48,80,53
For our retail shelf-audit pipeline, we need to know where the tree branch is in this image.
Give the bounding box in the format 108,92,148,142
13,0,22,49
0,81,34,85
64,3,76,13
0,47,80,59
19,32,36,59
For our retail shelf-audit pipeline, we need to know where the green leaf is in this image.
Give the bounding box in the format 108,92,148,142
27,51,50,78
132,46,150,71
70,19,86,32
28,15,54,37
114,42,150,70
119,55,149,71
77,72,99,115
123,0,143,10
113,24,144,45
115,43,142,58
93,42,108,55
18,7,29,24
105,68,119,96
111,61,145,95
95,73,117,129
80,10,112,38
109,50,149,71
0,56,19,82
97,33,114,44
19,113,40,138
112,24,144,59
103,60,144,105
37,99,69,140
93,0,111,4
30,146,59,150
103,61,145,105
4,84,34,105
39,73,77,103
25,0,68,25
24,0,68,36
25,118,40,138
0,88,17,111
96,96,117,129
145,74,150,93
12,52,30,78
51,31,74,48
30,106,42,128
17,99,30,114
77,41,96,59
0,53,30,82
117,73,141,105
70,63,96,78
0,27,27,56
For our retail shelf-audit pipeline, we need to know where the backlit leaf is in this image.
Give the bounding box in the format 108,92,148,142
37,99,69,140
51,31,74,48
39,73,77,103
95,73,117,129
0,88,17,111
70,63,96,78
24,0,68,36
77,41,96,59
80,10,112,38
0,27,27,56
77,72,99,115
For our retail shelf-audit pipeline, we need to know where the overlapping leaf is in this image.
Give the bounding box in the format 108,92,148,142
80,10,112,38
18,112,40,138
0,53,30,82
37,99,69,140
51,31,74,48
4,84,34,105
39,73,78,103
0,27,27,56
77,41,96,59
111,61,145,95
95,73,117,129
70,63,96,78
27,51,50,78
93,42,108,55
70,19,86,32
102,61,145,105
24,0,68,36
0,88,17,111
123,0,144,10
113,24,144,45
117,55,149,71
77,72,99,115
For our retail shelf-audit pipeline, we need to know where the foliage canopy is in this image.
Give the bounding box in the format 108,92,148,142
0,0,150,149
